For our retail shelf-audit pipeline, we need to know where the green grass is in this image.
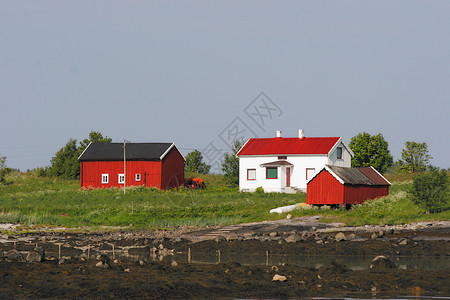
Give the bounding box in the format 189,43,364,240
0,172,448,230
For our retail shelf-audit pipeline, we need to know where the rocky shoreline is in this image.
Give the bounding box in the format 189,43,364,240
0,218,449,299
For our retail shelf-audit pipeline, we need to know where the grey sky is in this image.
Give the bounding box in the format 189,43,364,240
1,1,449,172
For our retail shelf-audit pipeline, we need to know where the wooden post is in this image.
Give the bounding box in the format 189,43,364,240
188,248,191,264
87,245,91,259
112,244,116,260
58,243,61,259
217,250,221,264
266,250,269,266
13,241,16,249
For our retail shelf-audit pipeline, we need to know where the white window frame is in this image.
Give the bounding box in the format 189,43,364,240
118,174,125,184
135,173,141,181
247,169,256,180
337,147,343,159
306,168,316,181
101,174,109,184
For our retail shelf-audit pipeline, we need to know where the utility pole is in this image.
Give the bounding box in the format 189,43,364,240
123,139,126,195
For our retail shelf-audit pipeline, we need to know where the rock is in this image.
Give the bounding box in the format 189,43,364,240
215,235,226,243
113,259,120,264
80,253,88,260
335,232,346,242
96,254,112,264
286,214,292,219
269,232,278,238
26,250,44,263
5,249,23,261
124,268,130,273
272,274,287,282
399,238,408,246
371,233,378,240
158,244,164,250
378,230,384,237
171,261,178,267
285,234,302,243
348,233,356,240
96,261,110,268
369,255,397,270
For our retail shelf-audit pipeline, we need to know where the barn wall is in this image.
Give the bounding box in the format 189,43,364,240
80,160,162,189
161,147,185,189
343,185,389,204
306,170,345,205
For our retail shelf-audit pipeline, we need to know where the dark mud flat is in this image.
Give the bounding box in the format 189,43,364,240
0,220,449,299
0,259,449,299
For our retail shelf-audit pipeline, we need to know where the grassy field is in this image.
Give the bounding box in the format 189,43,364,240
0,172,448,231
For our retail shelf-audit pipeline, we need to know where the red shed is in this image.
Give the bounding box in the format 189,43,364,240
306,165,390,206
78,142,184,190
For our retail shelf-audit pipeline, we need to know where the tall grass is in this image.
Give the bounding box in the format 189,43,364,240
0,172,448,230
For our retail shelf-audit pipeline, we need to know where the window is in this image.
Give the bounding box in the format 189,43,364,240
247,169,256,180
101,174,109,184
135,173,141,181
337,147,343,159
278,156,287,160
306,168,315,181
266,167,278,179
118,174,125,184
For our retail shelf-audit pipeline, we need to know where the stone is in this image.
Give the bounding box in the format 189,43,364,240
272,274,287,282
286,214,292,219
399,238,408,246
371,233,378,240
171,261,178,267
378,231,384,237
369,255,397,270
26,250,44,263
285,234,302,243
5,249,23,261
335,232,346,242
215,235,226,243
158,244,165,250
269,232,278,238
348,233,356,240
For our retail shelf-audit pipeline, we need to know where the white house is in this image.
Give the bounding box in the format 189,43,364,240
237,129,353,193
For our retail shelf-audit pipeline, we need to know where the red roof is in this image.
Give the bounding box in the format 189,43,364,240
237,137,341,156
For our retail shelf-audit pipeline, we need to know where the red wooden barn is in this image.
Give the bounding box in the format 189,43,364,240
306,165,390,207
78,143,184,190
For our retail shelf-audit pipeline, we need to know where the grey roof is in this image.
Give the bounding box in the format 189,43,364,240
325,165,390,186
78,143,175,161
260,160,294,167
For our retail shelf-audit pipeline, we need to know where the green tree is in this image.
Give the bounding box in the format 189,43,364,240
49,131,111,179
221,140,243,186
349,132,393,173
185,150,211,174
79,130,112,152
396,141,432,173
411,168,449,213
0,155,6,185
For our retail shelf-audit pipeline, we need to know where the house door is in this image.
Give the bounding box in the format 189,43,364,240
286,167,291,187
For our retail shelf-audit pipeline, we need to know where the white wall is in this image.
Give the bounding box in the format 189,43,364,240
328,141,352,167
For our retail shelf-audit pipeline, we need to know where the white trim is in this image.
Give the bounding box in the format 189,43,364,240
309,165,345,185
78,142,92,160
236,138,251,157
160,143,185,161
370,166,391,186
101,173,109,184
135,173,141,181
327,137,354,158
118,173,125,184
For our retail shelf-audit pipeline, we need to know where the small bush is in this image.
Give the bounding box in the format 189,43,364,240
255,187,264,194
411,169,449,213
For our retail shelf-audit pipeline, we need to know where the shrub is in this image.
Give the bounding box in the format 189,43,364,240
255,187,264,194
411,169,449,213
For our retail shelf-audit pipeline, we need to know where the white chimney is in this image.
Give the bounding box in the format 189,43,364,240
299,129,304,139
276,130,282,138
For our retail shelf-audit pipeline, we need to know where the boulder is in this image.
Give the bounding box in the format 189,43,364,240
335,232,346,242
5,249,23,261
285,234,302,243
272,274,287,282
26,250,44,263
369,255,397,270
